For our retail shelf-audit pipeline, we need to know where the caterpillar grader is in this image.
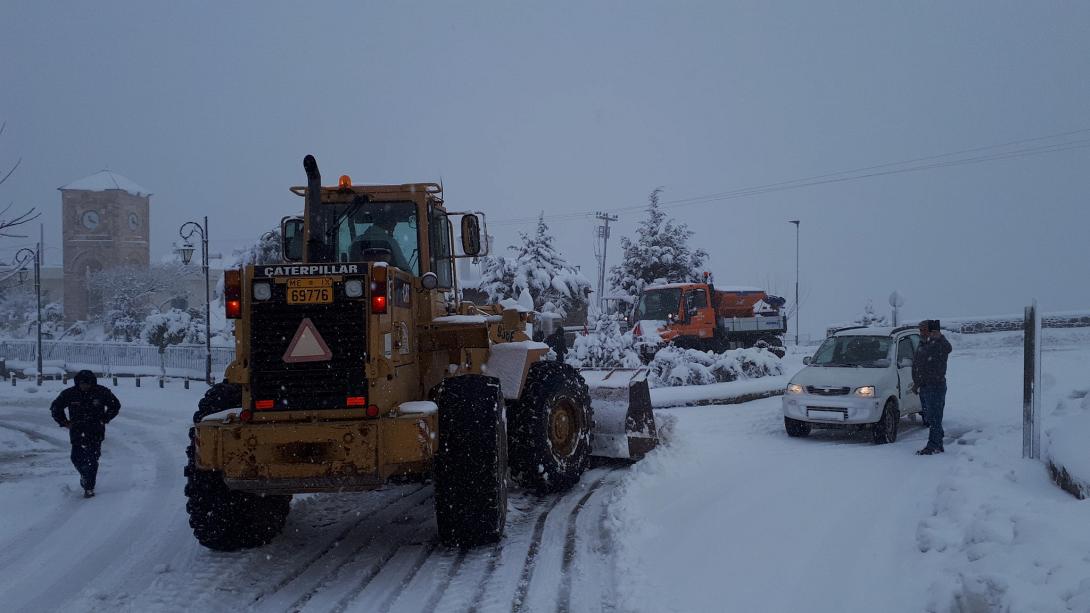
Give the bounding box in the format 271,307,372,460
184,155,658,550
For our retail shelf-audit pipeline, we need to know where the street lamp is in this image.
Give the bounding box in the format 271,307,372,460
788,220,800,347
179,216,212,385
14,245,43,385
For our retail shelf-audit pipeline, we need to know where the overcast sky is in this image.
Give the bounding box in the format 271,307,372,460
2,1,1088,339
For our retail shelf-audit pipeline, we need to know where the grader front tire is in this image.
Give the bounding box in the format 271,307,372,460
507,361,592,494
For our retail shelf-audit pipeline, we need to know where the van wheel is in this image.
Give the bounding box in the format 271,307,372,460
872,401,899,445
784,417,811,437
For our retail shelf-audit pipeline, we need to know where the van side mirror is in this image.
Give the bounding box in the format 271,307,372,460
460,214,482,256
281,217,304,262
802,356,812,365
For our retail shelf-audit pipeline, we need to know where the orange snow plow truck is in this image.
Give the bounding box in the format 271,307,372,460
631,278,787,360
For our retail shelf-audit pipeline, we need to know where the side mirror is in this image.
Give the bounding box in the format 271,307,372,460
802,356,812,365
461,214,482,256
281,217,304,262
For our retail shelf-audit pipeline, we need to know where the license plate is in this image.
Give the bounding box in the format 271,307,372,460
807,409,845,421
286,278,333,305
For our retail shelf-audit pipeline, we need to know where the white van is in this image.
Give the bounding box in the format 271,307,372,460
782,326,924,444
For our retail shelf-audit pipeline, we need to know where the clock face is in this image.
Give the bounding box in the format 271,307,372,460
128,212,141,230
81,210,100,230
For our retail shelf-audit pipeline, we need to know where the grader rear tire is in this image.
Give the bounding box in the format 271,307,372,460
434,374,508,548
507,361,592,493
184,428,291,551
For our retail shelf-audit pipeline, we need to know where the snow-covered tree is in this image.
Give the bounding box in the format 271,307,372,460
608,188,708,301
86,264,197,341
142,309,191,377
566,312,641,368
853,299,889,327
479,214,591,317
230,226,282,268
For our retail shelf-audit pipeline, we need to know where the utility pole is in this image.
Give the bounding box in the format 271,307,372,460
789,220,800,346
593,212,618,312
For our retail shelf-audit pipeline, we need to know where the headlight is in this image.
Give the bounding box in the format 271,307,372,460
253,282,271,301
854,386,876,397
344,279,364,298
787,383,805,394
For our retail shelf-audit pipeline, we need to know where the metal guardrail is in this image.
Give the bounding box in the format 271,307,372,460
0,339,235,378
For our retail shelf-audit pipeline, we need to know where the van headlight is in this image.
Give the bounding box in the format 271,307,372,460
253,282,272,301
787,383,805,395
854,386,876,397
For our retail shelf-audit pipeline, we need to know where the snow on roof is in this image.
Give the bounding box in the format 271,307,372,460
59,170,151,197
834,326,900,337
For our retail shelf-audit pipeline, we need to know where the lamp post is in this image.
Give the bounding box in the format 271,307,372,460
14,245,42,385
788,220,800,346
179,216,212,385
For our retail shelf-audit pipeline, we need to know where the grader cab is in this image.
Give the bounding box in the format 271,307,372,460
184,155,657,551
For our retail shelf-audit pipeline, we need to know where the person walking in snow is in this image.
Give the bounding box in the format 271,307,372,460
912,320,952,455
50,370,121,497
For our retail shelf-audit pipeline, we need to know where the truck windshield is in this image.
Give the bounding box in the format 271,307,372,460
311,200,419,274
811,335,892,367
634,288,681,321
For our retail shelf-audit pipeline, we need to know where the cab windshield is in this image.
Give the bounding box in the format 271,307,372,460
310,200,419,274
811,335,892,368
634,288,681,321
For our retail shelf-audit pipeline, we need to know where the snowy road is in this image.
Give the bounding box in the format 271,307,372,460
1,330,1088,612
0,384,628,613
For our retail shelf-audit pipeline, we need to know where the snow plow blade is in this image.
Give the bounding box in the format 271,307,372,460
581,368,658,461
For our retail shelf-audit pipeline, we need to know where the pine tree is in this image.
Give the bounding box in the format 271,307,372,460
608,188,708,301
853,299,889,327
478,213,590,317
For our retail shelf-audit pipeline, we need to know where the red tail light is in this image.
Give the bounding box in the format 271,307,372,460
370,265,388,314
346,396,367,407
225,269,242,319
366,404,380,418
255,399,274,410
239,409,253,422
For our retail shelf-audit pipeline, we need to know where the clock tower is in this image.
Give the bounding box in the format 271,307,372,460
59,170,151,321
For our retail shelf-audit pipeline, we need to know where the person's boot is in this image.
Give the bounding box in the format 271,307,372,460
916,447,939,455
83,489,95,498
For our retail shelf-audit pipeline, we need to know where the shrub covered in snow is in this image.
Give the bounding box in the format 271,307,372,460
565,313,642,369
647,346,783,387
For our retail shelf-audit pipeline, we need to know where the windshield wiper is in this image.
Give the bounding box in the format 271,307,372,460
325,197,367,241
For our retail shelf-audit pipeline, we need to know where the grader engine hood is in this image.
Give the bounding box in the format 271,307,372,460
248,264,370,411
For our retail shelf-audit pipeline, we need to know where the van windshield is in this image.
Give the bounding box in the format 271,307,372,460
811,335,892,367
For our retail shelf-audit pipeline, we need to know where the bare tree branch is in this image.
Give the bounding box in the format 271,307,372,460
0,121,40,239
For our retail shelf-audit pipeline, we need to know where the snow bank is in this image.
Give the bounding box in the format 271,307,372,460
649,375,790,408
1044,389,1090,499
647,346,782,387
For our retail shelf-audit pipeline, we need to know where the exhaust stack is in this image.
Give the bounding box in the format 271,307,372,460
303,155,321,261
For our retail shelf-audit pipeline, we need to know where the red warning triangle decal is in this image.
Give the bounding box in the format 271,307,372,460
283,318,333,363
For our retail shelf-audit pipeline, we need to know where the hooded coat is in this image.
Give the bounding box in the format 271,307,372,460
50,370,121,430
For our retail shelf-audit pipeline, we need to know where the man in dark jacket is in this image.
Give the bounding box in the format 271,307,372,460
912,320,952,455
50,370,121,497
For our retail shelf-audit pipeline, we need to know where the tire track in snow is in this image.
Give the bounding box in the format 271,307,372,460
252,486,434,613
248,485,427,607
556,468,620,613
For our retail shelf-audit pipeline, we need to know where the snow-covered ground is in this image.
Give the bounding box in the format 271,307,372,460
0,330,1086,612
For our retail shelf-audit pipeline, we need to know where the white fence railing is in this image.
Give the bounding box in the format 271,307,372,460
0,339,235,379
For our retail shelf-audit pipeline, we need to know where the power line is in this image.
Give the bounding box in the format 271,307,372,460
488,127,1090,227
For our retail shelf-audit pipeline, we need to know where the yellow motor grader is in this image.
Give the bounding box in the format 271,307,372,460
185,155,657,550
